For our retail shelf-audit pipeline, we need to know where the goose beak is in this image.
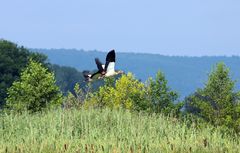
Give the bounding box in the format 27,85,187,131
117,70,124,74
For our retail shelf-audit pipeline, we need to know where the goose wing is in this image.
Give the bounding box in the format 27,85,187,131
104,50,116,73
95,58,104,72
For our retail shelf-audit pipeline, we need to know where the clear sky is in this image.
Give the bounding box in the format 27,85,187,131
1,0,240,56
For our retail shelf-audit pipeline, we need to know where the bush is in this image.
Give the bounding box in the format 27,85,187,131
86,73,149,111
63,83,87,109
5,60,62,113
84,72,183,115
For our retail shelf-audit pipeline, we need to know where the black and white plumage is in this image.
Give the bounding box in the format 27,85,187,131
83,49,123,81
104,49,116,76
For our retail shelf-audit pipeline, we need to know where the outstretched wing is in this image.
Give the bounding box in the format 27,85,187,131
95,58,104,72
104,50,116,73
106,50,115,63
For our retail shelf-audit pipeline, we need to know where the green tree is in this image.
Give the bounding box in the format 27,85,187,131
185,63,240,131
5,60,62,113
0,39,47,107
147,71,183,116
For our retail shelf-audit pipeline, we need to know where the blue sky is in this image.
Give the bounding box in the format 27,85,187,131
1,0,240,56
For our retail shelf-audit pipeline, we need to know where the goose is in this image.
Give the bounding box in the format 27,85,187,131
83,49,124,81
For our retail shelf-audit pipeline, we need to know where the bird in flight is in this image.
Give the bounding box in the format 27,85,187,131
83,49,124,81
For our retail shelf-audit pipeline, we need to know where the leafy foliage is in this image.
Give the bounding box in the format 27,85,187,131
0,40,85,107
0,40,47,107
63,83,89,109
86,73,149,111
5,60,62,113
147,71,183,116
185,63,240,132
82,71,183,115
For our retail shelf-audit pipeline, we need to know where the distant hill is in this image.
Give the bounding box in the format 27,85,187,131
31,49,240,99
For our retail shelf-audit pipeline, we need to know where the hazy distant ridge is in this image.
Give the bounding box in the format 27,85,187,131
32,49,240,98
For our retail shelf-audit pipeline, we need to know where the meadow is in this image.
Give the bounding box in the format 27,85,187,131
0,108,239,153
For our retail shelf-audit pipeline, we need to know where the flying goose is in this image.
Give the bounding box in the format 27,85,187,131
83,49,123,81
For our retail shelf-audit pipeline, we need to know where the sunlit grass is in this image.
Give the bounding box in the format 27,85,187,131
0,108,239,153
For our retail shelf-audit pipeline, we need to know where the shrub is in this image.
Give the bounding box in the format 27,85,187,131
5,60,62,113
63,83,87,109
86,73,149,111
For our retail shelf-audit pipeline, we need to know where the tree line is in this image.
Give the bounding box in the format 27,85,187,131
1,39,240,133
0,40,85,107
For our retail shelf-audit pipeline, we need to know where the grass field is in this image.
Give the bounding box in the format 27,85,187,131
0,108,239,153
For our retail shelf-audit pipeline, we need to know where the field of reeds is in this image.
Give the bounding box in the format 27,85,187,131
0,108,239,153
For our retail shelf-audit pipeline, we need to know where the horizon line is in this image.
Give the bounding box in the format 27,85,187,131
30,47,240,58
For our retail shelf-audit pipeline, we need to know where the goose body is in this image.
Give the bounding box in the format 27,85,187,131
83,50,124,81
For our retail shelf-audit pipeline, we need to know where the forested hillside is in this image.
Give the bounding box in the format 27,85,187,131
32,48,240,98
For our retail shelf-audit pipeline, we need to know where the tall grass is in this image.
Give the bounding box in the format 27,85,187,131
0,108,239,153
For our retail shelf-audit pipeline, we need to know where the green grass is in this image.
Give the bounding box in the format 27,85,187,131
0,108,239,153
